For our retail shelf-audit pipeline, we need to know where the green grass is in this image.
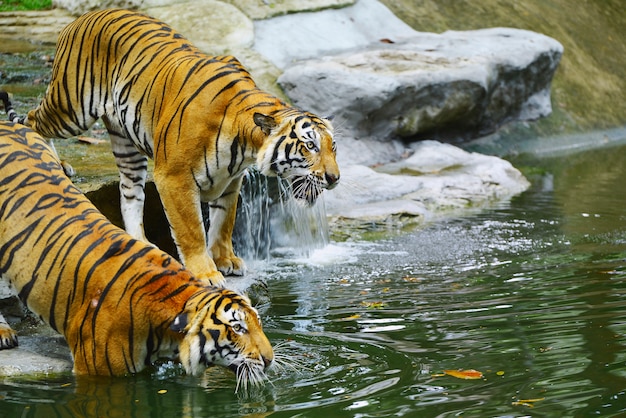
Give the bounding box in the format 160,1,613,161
0,0,52,12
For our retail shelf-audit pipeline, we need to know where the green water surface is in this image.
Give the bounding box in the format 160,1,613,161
1,140,626,417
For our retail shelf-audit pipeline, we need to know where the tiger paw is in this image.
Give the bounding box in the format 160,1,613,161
61,160,76,177
197,270,226,287
215,255,246,277
0,324,18,349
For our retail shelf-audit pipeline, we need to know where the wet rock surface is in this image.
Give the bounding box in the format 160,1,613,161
0,334,72,376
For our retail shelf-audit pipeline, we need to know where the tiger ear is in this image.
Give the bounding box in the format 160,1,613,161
171,312,189,333
253,113,277,135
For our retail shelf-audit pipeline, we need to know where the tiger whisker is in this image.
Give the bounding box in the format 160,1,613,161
286,175,325,207
234,359,269,394
272,353,308,373
268,340,311,374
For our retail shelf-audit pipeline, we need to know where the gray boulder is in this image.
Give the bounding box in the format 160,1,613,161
253,0,417,68
0,334,72,376
324,140,530,226
53,0,143,15
278,27,563,144
144,0,254,53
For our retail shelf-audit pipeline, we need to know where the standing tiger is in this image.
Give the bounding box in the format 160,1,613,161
2,8,340,286
0,121,273,387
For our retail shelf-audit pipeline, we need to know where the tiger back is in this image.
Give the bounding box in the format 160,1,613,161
0,122,273,384
10,9,340,286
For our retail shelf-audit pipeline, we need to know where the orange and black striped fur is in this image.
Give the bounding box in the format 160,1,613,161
0,122,273,383
3,8,340,286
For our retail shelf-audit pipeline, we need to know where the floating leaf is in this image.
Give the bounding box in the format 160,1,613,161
443,369,484,380
496,370,505,376
361,301,385,309
512,397,545,408
340,314,361,321
157,389,167,394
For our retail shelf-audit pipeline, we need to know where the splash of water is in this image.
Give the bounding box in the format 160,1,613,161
233,169,330,261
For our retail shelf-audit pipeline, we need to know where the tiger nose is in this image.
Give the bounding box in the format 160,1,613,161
262,355,272,369
325,173,339,189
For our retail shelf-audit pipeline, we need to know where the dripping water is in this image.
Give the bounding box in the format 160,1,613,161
232,169,330,261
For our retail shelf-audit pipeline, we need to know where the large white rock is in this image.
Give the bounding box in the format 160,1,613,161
253,0,416,68
278,27,563,144
144,0,254,53
224,0,356,20
324,141,530,225
53,0,143,15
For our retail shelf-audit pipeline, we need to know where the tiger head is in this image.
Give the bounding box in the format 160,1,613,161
171,289,273,389
255,110,340,206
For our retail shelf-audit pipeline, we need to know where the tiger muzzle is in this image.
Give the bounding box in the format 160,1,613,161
325,172,339,189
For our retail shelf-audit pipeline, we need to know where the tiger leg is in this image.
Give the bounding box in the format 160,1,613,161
207,176,246,276
0,312,18,349
153,169,225,286
106,124,149,242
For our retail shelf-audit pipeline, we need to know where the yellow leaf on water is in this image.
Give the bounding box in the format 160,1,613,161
157,389,167,394
518,398,545,403
361,301,385,309
512,397,545,408
496,370,505,376
443,369,484,380
340,314,361,321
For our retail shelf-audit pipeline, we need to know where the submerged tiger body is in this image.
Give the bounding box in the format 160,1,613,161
4,8,340,286
0,122,273,383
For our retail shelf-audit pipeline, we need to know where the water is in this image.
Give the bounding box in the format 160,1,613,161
2,140,626,417
234,170,330,260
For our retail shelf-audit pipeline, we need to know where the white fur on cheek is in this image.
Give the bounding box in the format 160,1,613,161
179,336,199,376
256,145,275,177
188,334,204,376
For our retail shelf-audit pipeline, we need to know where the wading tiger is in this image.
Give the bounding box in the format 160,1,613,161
1,8,340,286
0,122,273,387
